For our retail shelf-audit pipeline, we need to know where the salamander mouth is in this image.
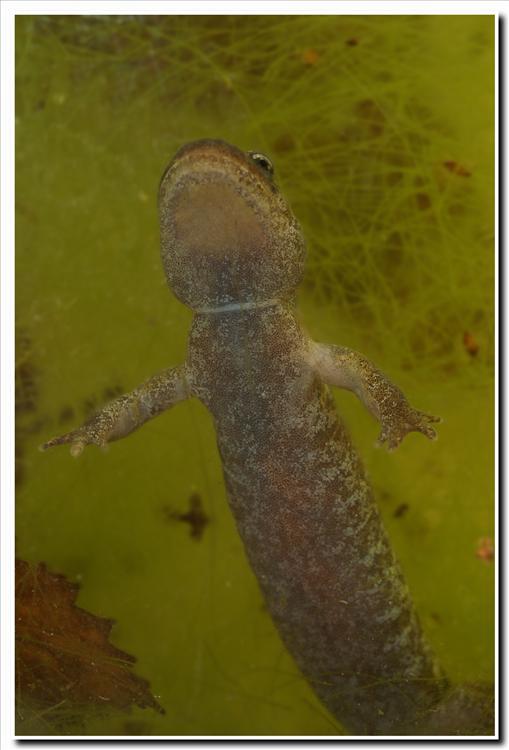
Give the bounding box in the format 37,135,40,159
158,139,275,200
171,139,247,169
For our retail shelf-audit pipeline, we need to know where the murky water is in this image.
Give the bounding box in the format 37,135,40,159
15,15,494,736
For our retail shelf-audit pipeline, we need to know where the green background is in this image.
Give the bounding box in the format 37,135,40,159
15,15,495,736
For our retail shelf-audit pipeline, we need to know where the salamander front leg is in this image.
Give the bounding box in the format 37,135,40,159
309,342,441,451
41,364,189,456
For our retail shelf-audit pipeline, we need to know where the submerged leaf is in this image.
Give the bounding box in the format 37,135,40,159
16,559,164,730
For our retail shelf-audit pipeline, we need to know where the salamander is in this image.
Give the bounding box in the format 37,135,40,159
42,139,493,735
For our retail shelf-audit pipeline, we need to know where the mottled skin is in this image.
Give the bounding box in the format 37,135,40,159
43,140,493,735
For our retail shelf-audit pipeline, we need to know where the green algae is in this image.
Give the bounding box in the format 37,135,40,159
15,15,494,736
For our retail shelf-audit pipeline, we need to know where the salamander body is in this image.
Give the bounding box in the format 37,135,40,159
43,140,493,736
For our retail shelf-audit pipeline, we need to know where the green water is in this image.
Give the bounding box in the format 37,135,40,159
15,15,494,736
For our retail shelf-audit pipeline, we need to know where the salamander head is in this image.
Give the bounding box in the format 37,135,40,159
158,139,306,311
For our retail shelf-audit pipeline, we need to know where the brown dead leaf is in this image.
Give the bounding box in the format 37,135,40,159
16,559,164,729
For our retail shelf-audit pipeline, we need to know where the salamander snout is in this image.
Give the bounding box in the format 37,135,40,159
158,139,306,311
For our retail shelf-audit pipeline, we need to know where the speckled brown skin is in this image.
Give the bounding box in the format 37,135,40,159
43,140,493,736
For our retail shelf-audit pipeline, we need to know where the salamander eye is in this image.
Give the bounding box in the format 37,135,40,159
248,151,274,177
